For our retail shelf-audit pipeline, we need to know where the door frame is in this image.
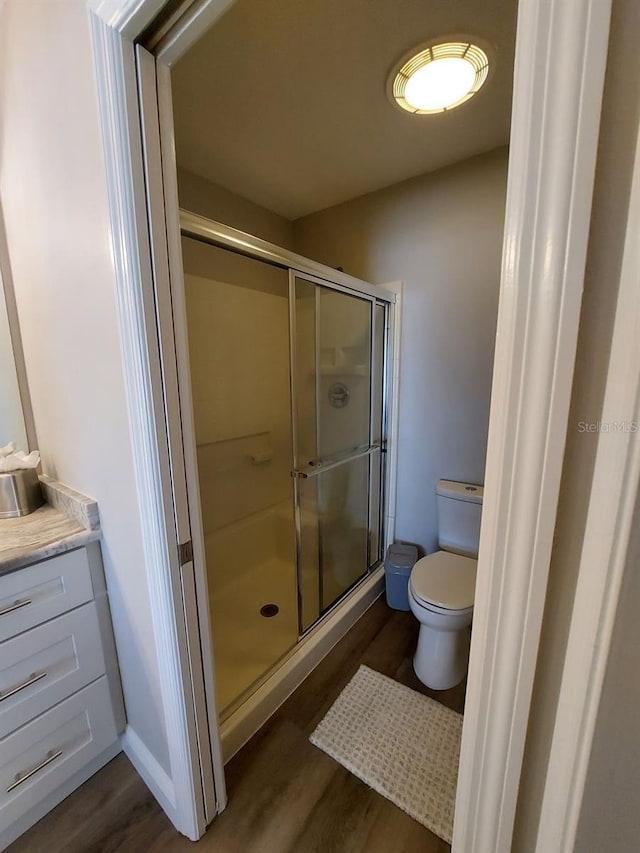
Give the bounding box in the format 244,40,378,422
88,0,615,848
135,44,223,828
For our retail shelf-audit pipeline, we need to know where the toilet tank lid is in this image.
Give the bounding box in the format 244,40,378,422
436,479,483,504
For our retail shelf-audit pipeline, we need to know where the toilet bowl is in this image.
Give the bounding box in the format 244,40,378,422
409,550,477,690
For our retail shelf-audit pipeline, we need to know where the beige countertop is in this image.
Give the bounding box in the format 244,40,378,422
0,476,100,575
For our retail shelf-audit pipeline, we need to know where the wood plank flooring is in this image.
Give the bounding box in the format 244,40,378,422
8,599,465,853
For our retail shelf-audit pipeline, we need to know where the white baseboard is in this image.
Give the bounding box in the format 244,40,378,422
121,725,176,818
220,568,384,763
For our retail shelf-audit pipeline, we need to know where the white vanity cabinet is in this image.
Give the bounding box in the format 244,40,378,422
0,543,125,849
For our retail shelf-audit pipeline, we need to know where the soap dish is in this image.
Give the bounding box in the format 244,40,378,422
0,469,44,518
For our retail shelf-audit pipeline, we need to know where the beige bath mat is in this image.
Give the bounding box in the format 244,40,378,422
309,665,462,844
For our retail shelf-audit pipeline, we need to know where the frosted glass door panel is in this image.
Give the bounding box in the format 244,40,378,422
293,277,372,467
298,455,370,626
182,237,298,715
318,288,371,459
318,455,370,610
293,274,376,628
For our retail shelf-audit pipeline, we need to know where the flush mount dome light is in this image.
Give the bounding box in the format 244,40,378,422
391,41,490,114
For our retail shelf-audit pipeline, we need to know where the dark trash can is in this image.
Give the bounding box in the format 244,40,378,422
384,543,418,610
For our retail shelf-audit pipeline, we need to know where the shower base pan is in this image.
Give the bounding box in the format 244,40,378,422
219,565,384,762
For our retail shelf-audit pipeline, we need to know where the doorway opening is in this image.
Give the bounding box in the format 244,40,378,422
165,0,516,739
98,0,612,843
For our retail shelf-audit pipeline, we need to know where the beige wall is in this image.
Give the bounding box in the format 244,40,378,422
513,0,640,846
0,0,171,772
294,148,507,552
177,166,294,248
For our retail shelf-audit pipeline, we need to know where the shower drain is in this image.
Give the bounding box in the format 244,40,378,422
260,603,280,618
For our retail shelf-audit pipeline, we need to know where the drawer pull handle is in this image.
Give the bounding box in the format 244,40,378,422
0,598,32,617
7,748,63,793
0,670,47,702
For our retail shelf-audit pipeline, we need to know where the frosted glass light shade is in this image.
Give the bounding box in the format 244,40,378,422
392,42,490,114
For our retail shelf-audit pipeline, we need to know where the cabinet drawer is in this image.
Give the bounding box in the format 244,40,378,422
0,603,106,738
0,549,94,641
0,677,117,828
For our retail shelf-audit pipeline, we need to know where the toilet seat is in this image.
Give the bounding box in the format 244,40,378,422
410,551,477,611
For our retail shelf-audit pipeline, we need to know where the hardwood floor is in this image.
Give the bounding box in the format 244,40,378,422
8,599,465,853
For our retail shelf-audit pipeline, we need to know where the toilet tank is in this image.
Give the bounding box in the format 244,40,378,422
436,480,483,557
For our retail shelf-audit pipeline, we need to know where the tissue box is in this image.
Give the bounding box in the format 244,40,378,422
0,469,44,518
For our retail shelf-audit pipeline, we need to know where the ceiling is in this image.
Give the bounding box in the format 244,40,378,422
171,0,518,221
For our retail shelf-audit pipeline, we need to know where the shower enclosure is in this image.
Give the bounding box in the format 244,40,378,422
180,213,391,716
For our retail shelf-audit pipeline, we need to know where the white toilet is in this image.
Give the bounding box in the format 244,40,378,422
408,479,483,690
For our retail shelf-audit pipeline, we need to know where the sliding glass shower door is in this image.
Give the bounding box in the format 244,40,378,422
291,274,385,631
181,232,388,713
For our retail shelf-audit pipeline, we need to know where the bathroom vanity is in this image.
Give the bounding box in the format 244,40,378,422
0,477,125,849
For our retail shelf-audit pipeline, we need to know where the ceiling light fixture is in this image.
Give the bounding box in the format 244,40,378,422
390,41,490,115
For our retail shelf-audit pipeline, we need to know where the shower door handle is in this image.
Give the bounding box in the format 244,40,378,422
292,444,381,479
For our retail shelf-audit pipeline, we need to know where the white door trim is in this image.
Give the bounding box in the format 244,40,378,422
454,1,612,849
534,109,640,853
135,44,225,824
88,9,210,839
88,0,613,848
